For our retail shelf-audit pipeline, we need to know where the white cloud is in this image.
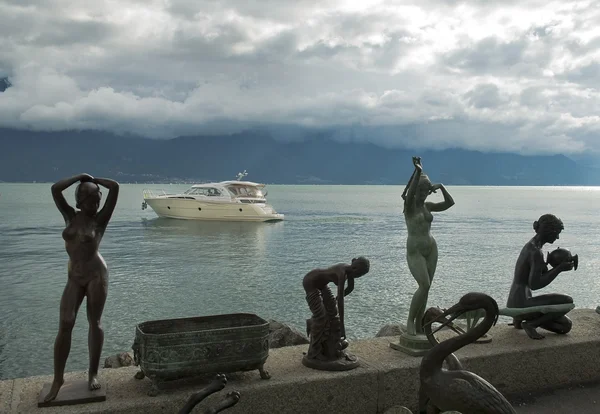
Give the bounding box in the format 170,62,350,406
0,0,599,154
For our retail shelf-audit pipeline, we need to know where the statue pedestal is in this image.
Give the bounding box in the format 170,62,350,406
38,380,106,407
389,332,432,356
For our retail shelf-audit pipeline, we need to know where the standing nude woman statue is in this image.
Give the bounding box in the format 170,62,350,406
43,173,119,403
507,214,575,340
402,157,455,336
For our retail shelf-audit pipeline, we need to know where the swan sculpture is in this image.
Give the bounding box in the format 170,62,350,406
422,307,465,372
418,292,516,414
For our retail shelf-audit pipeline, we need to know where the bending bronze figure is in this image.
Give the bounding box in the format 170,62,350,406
420,293,515,414
302,257,370,370
178,374,241,414
507,214,575,340
43,173,119,403
402,157,454,336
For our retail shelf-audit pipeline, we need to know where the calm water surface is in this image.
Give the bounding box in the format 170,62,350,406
1,184,599,380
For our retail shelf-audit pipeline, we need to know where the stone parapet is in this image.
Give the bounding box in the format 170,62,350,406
1,309,599,413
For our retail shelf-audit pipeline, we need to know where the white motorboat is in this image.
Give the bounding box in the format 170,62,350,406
141,171,284,222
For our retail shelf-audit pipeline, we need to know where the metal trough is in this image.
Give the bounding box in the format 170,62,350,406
132,313,270,396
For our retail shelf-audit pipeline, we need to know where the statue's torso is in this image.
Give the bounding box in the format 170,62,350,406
507,243,537,307
405,206,435,256
63,213,107,284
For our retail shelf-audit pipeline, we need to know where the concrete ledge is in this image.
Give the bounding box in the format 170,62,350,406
2,309,600,413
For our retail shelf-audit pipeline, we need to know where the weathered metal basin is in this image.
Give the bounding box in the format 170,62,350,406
132,313,270,396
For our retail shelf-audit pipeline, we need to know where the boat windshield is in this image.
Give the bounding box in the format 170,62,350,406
183,187,222,196
226,185,264,198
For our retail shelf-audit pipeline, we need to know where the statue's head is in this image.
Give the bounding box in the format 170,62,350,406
75,181,102,215
533,214,563,244
416,174,433,202
349,256,370,278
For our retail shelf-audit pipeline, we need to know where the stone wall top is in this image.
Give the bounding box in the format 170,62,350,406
1,309,599,414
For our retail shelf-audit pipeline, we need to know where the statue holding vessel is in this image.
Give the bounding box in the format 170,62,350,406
506,214,576,340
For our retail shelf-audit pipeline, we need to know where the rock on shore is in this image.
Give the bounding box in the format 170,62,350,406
268,319,309,348
104,352,134,369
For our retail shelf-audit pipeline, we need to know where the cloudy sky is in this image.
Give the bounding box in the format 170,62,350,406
1,0,599,154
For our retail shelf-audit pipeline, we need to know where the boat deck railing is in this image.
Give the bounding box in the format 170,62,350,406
142,189,169,199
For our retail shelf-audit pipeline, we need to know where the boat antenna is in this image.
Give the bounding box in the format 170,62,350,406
236,170,248,181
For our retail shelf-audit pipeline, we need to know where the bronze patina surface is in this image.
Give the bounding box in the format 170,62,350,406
133,313,270,396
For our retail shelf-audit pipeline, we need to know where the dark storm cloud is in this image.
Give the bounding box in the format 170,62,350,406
0,0,599,154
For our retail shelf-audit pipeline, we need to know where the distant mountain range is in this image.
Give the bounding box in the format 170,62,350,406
1,128,599,185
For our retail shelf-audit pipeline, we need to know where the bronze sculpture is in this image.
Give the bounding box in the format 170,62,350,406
401,157,455,337
41,173,119,405
420,292,516,414
506,214,575,340
178,374,240,414
422,307,464,372
302,257,370,371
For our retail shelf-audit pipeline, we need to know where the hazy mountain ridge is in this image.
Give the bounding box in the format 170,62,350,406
1,128,599,185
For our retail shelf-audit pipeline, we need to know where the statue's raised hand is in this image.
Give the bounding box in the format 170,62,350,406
79,173,94,183
412,156,422,170
430,183,441,194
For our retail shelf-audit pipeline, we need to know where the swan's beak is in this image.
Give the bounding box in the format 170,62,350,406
445,319,467,336
429,303,467,335
423,310,467,336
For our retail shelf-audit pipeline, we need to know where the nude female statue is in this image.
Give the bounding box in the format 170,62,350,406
507,214,575,340
402,157,455,336
302,257,370,368
43,173,119,402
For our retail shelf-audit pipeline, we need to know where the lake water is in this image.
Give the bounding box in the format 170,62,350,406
1,183,599,380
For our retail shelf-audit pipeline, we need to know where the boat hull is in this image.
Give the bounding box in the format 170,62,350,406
145,197,284,222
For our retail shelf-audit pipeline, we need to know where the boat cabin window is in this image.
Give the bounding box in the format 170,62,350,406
226,185,264,198
185,187,222,196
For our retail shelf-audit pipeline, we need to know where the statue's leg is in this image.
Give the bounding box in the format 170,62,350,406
321,286,338,321
406,253,431,335
513,318,523,329
540,314,572,335
526,293,573,306
520,315,550,339
43,280,86,403
305,289,327,360
417,245,438,333
321,286,342,358
86,274,108,391
521,294,573,339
